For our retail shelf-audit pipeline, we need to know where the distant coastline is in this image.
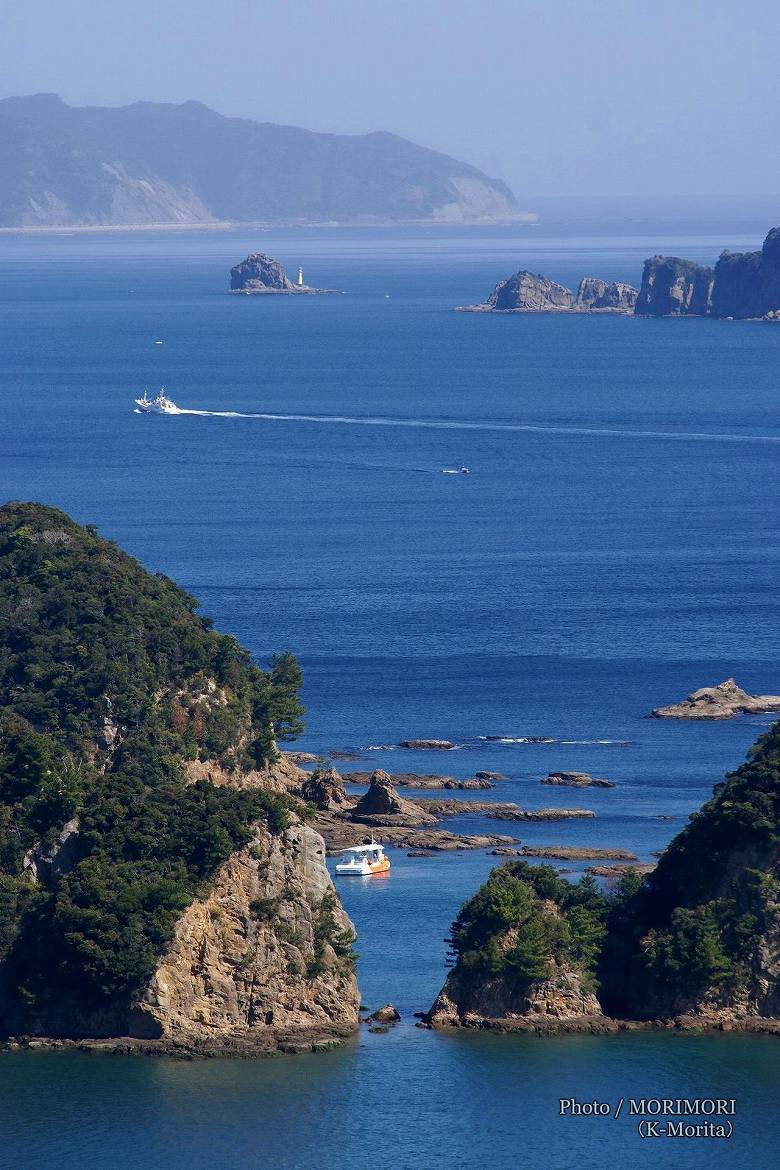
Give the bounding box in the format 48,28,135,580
0,214,538,237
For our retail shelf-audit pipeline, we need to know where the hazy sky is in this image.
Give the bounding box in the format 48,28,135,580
2,0,778,200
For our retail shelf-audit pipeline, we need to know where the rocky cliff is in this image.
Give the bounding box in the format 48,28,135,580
635,257,715,316
132,821,359,1050
635,227,780,319
710,228,780,319
0,502,359,1052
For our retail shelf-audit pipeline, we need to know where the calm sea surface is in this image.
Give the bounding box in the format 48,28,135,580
0,224,779,1168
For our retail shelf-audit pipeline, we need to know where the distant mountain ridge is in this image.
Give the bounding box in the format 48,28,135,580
0,93,527,228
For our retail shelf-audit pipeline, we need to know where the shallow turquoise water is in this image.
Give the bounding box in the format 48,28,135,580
0,224,778,1166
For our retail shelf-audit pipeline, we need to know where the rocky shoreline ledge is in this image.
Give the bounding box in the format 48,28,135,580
302,768,601,852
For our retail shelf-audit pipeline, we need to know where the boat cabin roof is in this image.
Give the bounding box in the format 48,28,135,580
341,843,383,854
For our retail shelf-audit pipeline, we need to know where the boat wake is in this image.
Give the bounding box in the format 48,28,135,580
164,408,780,446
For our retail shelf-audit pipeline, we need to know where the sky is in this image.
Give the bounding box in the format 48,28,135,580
1,0,779,201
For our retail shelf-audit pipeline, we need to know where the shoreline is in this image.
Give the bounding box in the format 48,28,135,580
0,1024,358,1059
0,214,537,238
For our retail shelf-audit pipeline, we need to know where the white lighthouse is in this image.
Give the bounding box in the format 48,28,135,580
297,265,304,287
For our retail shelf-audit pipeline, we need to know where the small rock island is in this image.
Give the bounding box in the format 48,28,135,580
230,252,340,295
458,271,638,314
650,678,780,720
425,717,780,1034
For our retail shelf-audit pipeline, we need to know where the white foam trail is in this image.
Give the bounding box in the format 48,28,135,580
169,407,780,446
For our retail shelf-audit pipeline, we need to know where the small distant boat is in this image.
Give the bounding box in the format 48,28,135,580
334,840,390,876
134,388,179,414
441,466,471,475
154,340,164,345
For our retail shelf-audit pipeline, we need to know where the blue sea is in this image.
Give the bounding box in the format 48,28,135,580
0,223,779,1168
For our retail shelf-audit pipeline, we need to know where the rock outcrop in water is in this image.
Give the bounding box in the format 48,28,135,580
635,227,780,319
0,503,358,1053
650,678,780,720
458,270,638,314
427,719,780,1034
426,862,609,1032
229,252,339,295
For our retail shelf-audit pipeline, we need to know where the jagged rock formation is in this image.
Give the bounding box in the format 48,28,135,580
651,678,780,720
0,93,528,228
458,270,638,314
486,271,575,312
635,228,780,319
0,502,358,1052
351,771,437,826
229,252,338,295
301,766,353,812
574,278,638,311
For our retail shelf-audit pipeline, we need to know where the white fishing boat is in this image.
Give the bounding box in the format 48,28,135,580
134,388,179,414
334,840,390,876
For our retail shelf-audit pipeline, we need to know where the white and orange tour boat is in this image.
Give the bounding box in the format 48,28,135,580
334,841,390,876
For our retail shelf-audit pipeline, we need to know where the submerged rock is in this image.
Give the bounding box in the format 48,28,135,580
521,846,637,860
650,678,780,720
398,739,459,750
542,771,616,789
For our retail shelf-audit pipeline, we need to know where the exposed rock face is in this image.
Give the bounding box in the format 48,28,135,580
426,863,608,1032
230,252,304,293
351,771,437,826
574,278,638,311
542,771,615,788
428,966,604,1031
486,271,574,312
651,678,780,720
635,256,714,316
711,228,780,319
459,270,638,314
301,767,352,812
131,821,359,1047
635,230,780,320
